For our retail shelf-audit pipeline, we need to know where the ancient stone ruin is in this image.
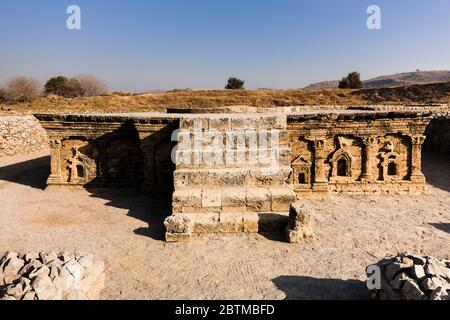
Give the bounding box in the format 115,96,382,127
285,202,313,244
368,253,450,300
0,251,105,300
35,107,432,241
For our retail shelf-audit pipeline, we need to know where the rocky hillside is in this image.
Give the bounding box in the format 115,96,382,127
305,71,450,89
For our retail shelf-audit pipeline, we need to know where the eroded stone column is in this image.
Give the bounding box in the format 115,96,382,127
410,135,426,182
311,139,328,191
360,136,376,182
47,139,63,185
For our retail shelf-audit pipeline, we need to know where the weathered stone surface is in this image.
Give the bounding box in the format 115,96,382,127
0,251,105,300
401,278,425,300
390,272,410,290
411,265,426,279
285,202,313,244
33,109,432,242
0,116,48,157
429,287,450,301
164,215,194,235
368,253,450,301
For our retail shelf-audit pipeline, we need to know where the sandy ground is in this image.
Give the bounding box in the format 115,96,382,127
0,150,449,300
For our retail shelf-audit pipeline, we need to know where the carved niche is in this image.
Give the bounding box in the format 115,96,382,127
291,155,311,188
329,136,355,180
379,140,400,181
64,146,92,184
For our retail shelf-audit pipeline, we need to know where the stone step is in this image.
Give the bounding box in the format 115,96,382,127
165,212,290,241
175,147,291,168
173,166,293,188
172,187,296,214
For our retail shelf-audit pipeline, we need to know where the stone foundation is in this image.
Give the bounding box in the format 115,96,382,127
34,108,433,241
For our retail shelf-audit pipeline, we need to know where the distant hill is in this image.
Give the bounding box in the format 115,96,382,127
305,70,450,89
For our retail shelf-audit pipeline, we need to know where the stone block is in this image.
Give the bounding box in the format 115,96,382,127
194,214,220,234
172,189,202,208
271,188,297,212
243,214,259,233
163,215,194,235
208,117,231,131
221,189,246,208
219,213,244,233
201,190,222,208
245,188,271,212
285,202,313,243
165,232,192,242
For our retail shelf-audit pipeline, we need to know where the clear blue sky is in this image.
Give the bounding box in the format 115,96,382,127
1,0,450,92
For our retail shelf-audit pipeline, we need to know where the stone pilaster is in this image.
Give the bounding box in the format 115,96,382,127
311,139,328,191
360,136,376,182
47,138,63,185
410,135,426,182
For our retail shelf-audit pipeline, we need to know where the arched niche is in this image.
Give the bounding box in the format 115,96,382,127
329,148,354,180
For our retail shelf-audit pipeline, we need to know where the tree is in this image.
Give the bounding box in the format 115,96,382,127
2,76,41,103
225,77,245,89
75,74,108,97
338,72,363,89
44,76,81,98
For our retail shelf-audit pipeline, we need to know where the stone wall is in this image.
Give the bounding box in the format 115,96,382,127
35,109,433,242
35,114,177,192
288,111,431,195
0,116,48,157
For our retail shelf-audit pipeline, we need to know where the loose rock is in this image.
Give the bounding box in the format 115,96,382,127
0,251,105,300
367,253,450,300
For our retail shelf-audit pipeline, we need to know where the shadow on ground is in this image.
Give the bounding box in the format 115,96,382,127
430,223,450,234
0,154,171,241
272,276,368,300
0,156,50,190
422,151,450,193
85,187,172,242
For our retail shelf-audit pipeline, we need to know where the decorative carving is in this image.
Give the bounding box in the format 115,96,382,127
379,140,400,182
329,136,354,179
65,146,89,184
410,135,426,182
291,156,311,187
313,139,325,150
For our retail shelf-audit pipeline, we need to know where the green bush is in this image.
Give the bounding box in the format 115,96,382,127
44,76,81,98
225,77,245,90
339,72,363,89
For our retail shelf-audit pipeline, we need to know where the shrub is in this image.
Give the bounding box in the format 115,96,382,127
44,76,81,98
2,76,41,103
0,87,5,102
225,77,245,89
75,74,108,97
339,72,363,89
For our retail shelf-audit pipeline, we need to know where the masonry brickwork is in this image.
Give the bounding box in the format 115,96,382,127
35,108,433,241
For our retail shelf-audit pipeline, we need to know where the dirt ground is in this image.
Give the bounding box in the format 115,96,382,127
0,150,449,300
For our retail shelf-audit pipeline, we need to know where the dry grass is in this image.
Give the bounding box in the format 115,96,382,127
1,82,450,115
